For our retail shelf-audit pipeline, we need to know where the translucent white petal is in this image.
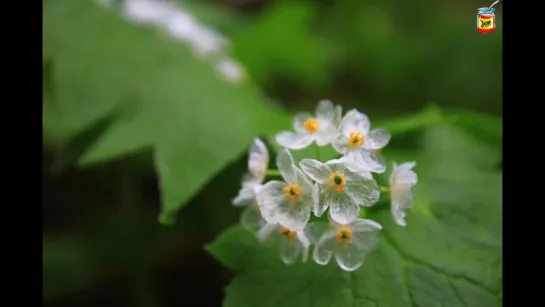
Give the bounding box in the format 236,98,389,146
350,219,382,252
313,235,335,265
257,223,278,242
344,169,380,207
299,159,330,183
248,138,269,180
241,172,261,188
389,162,418,187
329,195,360,225
293,112,314,133
315,119,337,146
256,181,288,224
279,240,302,264
258,180,312,231
391,188,414,226
339,109,370,135
296,231,311,262
316,99,336,121
368,128,391,150
391,202,407,227
345,149,386,173
349,218,383,232
232,185,257,207
335,244,366,272
318,177,359,224
275,131,314,150
277,149,296,183
332,131,350,155
312,182,323,216
334,105,342,126
240,205,265,229
304,222,329,245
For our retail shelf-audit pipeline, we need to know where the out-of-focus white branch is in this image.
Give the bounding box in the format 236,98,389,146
97,0,246,85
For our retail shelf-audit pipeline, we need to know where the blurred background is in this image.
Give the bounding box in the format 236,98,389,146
43,0,502,306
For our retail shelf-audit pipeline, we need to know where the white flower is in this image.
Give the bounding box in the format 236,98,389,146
232,138,269,229
256,149,317,231
389,162,418,226
299,158,380,224
307,218,382,272
275,100,342,150
257,223,310,264
332,109,391,173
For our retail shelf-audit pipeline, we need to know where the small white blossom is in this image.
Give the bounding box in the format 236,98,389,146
307,218,382,272
256,149,317,231
257,223,310,264
299,158,379,224
275,100,342,150
333,109,391,173
389,162,418,226
232,138,269,229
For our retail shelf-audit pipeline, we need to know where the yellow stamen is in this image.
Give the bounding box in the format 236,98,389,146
335,226,352,244
347,131,365,148
328,171,346,192
283,183,302,201
279,226,297,241
303,118,320,133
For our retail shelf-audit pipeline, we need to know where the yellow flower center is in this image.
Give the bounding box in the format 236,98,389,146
303,118,320,133
335,226,352,244
279,226,297,241
283,183,302,201
328,171,346,192
347,131,365,148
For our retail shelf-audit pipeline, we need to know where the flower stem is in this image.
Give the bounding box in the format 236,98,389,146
380,186,390,193
315,143,321,161
266,169,282,176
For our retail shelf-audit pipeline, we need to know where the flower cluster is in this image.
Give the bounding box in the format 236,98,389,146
233,100,418,272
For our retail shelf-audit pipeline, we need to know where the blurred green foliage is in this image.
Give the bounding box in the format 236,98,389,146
43,0,502,306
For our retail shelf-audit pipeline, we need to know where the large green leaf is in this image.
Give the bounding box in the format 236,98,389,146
207,118,502,306
43,0,290,222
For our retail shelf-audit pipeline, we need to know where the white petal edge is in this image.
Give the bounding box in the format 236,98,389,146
248,138,269,180
368,128,391,150
316,99,336,121
299,159,330,183
335,244,366,272
276,148,297,183
275,131,314,150
257,223,278,242
339,109,371,136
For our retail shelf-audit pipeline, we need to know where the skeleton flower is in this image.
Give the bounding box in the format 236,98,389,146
275,100,342,150
258,223,310,264
256,149,317,231
389,162,418,226
307,218,382,272
232,138,269,229
332,109,391,173
299,158,379,224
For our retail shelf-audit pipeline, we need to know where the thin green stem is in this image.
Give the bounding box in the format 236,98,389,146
380,186,390,193
315,143,321,161
266,169,282,176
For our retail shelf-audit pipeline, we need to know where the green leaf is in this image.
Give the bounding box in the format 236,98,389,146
208,118,501,306
232,1,331,88
43,0,290,221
